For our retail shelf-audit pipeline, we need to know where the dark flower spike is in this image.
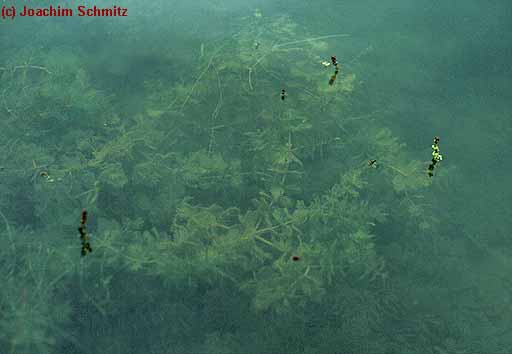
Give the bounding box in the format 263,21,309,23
427,136,443,177
78,209,92,256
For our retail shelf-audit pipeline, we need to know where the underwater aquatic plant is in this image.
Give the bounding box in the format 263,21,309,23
0,233,75,354
0,9,468,353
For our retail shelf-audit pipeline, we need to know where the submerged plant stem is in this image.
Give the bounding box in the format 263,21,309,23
272,33,350,49
180,47,223,112
0,208,15,256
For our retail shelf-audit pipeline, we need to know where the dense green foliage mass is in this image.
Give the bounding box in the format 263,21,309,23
1,9,511,354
